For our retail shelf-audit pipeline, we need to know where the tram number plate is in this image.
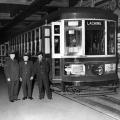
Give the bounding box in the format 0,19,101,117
71,64,85,75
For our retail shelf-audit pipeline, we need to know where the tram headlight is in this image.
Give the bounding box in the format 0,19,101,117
105,63,116,73
64,64,85,75
92,64,104,76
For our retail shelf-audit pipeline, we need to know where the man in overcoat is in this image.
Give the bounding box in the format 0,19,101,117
34,52,52,100
19,53,34,100
4,51,20,102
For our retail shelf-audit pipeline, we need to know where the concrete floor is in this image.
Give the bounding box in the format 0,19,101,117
0,71,117,120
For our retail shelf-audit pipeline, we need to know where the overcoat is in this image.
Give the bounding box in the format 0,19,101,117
19,61,33,80
19,60,34,98
34,59,52,99
4,58,19,81
4,58,20,101
33,59,49,79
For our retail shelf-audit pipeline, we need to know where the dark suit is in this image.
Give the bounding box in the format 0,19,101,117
4,58,19,101
20,61,33,98
34,59,52,99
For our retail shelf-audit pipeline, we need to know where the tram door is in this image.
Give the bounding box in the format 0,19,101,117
42,25,52,79
51,22,63,83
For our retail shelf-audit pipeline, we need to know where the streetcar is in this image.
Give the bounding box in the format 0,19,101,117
4,8,119,93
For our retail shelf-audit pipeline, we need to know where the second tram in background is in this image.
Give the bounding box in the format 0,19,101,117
3,8,119,93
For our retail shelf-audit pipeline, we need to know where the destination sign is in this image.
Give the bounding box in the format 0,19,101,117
85,20,104,29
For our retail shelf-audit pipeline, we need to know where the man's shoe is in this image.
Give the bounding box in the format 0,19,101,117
22,97,27,100
14,98,20,101
39,97,44,100
48,98,52,100
10,100,14,102
28,97,33,100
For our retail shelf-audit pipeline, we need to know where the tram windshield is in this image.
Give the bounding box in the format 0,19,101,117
64,20,116,56
85,20,105,55
64,20,82,56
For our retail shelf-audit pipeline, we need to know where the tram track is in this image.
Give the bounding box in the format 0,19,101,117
54,90,120,120
98,95,120,105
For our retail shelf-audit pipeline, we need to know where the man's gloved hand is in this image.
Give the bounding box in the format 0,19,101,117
30,76,33,80
7,78,10,82
20,77,22,82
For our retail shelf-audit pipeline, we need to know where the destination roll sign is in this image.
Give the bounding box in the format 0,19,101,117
85,20,104,30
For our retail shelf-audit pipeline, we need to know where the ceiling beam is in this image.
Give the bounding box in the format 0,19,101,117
1,0,52,32
69,0,80,7
0,3,28,13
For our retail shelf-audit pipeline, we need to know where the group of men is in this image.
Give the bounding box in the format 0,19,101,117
4,51,52,102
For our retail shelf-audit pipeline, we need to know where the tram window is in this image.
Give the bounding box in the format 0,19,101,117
107,21,116,55
85,20,105,55
28,32,31,53
22,34,24,53
54,36,60,53
45,38,50,54
32,30,35,55
55,68,60,76
54,25,60,34
45,28,50,37
65,28,82,55
36,29,39,40
2,46,4,55
20,35,22,55
36,28,39,53
25,33,27,53
54,59,60,76
85,30,105,55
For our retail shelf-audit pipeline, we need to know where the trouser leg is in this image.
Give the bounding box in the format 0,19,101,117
7,81,12,101
43,77,52,99
27,80,32,97
22,81,27,97
38,80,45,99
13,81,19,100
10,81,15,101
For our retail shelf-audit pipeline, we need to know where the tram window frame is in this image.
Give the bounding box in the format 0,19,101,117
53,23,61,54
64,20,83,56
54,25,60,34
45,28,50,37
1,45,5,56
54,59,61,76
39,27,42,52
107,21,116,55
25,33,28,53
54,36,60,54
20,35,22,56
13,38,16,51
85,20,105,55
36,28,40,53
28,31,32,55
18,35,21,55
44,26,51,55
32,30,35,55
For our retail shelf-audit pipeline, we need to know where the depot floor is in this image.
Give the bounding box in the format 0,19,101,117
0,71,117,120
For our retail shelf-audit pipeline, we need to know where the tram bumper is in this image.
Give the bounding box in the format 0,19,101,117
63,73,119,87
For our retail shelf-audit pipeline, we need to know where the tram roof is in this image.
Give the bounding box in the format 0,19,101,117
7,7,118,38
44,7,118,23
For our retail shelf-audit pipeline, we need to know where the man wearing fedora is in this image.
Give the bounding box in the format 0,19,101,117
4,51,20,102
34,52,52,100
19,52,34,100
